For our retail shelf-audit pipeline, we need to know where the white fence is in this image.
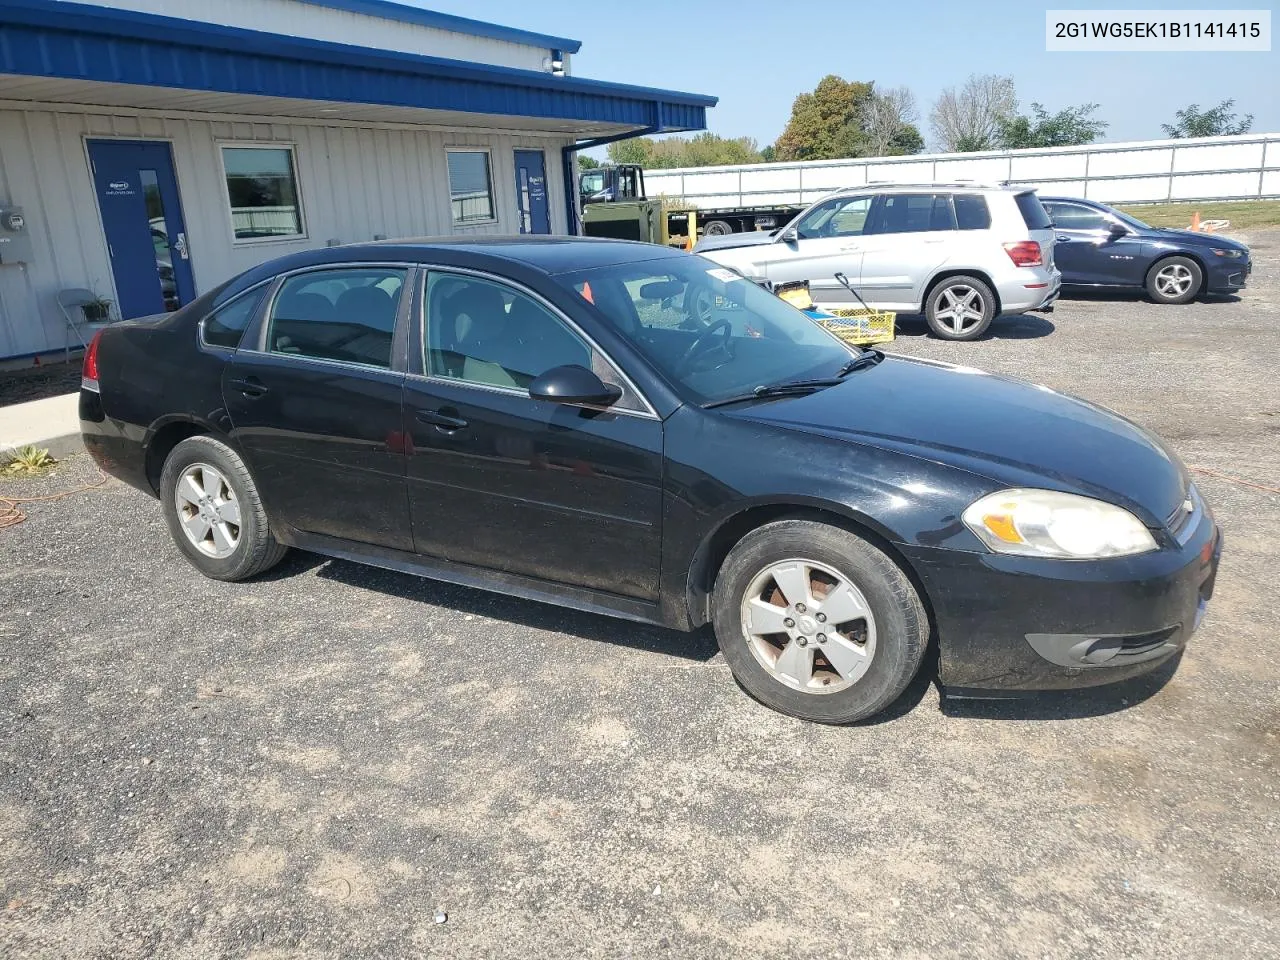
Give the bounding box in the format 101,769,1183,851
644,132,1280,209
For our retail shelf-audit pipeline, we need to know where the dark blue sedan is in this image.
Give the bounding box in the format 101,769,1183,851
1041,197,1251,304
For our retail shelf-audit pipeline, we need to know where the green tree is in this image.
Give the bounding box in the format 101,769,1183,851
605,133,762,169
576,154,599,170
774,75,875,161
864,86,924,157
1161,100,1253,138
998,102,1107,149
606,138,650,166
759,144,777,163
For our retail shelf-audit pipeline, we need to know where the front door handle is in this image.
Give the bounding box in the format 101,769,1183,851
228,377,268,398
416,409,469,431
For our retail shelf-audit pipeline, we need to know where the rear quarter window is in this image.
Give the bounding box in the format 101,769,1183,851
201,285,269,350
1014,192,1052,230
953,194,991,230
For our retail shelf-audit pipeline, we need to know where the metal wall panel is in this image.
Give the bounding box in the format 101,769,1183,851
79,0,561,72
644,133,1280,210
0,104,573,359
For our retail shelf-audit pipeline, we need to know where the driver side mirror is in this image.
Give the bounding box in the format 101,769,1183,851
1107,221,1128,239
779,227,799,244
529,364,622,407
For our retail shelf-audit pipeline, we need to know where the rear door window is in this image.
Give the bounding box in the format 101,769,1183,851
202,284,269,350
952,194,992,230
1014,192,1053,230
266,267,407,369
870,194,957,234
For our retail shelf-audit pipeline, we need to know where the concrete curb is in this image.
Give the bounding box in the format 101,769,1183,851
0,393,84,461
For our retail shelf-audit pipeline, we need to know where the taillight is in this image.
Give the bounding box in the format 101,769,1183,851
1003,241,1043,267
82,329,103,385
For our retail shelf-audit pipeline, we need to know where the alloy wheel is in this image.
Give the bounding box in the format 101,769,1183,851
739,558,877,694
935,285,986,334
174,462,241,559
1154,263,1194,299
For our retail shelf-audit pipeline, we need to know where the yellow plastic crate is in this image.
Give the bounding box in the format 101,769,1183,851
816,307,896,346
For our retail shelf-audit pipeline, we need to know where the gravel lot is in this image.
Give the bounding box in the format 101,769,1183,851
3,231,1279,959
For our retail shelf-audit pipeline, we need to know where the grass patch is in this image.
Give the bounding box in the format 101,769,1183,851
2,445,56,476
1116,200,1280,230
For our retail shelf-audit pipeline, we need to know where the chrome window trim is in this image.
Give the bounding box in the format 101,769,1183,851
197,278,276,353
241,261,417,369
415,263,661,422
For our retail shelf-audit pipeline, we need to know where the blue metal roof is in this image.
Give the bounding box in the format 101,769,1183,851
0,0,714,132
295,0,582,54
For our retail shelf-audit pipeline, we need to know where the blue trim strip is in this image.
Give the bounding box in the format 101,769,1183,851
294,0,582,54
0,0,714,129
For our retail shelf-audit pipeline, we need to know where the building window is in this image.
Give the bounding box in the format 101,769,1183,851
446,149,496,225
221,146,304,242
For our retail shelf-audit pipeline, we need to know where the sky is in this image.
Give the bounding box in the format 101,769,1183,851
417,0,1277,149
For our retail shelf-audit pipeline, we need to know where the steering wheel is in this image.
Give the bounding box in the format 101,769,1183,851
675,317,735,377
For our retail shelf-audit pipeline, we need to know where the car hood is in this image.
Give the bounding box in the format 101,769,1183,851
693,231,778,253
1145,227,1249,251
725,355,1187,525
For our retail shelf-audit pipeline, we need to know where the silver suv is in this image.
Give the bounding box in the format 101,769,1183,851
694,184,1061,340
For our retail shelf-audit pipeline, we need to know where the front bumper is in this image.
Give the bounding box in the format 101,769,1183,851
1206,256,1251,292
900,508,1222,694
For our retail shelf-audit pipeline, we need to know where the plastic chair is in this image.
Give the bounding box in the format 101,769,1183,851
58,289,109,364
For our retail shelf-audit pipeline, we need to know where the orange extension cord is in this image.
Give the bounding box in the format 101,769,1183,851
0,470,109,530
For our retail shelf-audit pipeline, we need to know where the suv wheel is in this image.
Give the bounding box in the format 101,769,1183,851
1146,256,1202,305
925,276,995,340
712,520,928,724
160,435,289,581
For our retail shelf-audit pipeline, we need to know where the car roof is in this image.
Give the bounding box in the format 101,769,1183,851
851,182,1032,194
356,235,686,273
225,236,689,291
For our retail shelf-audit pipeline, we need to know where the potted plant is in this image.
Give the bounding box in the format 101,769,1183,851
82,295,113,323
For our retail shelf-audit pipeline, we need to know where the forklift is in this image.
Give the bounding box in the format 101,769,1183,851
578,163,682,246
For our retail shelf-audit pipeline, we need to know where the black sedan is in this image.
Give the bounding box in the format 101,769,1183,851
80,238,1221,723
1041,196,1251,303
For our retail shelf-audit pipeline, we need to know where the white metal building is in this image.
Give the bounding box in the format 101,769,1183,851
0,0,716,361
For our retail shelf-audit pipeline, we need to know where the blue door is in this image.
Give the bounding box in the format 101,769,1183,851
88,140,196,319
514,149,551,234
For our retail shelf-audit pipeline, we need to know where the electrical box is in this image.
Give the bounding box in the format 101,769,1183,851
0,206,33,264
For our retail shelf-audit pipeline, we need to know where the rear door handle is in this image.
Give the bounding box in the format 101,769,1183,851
228,377,268,398
1056,236,1072,242
416,409,468,431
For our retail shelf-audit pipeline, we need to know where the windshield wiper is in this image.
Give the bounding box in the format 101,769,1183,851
702,350,885,410
702,378,844,409
835,350,883,377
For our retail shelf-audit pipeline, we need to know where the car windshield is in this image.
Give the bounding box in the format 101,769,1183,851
1109,207,1151,230
556,256,856,405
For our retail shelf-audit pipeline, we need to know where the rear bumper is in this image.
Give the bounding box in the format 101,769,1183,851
998,270,1061,315
80,389,152,495
900,509,1221,694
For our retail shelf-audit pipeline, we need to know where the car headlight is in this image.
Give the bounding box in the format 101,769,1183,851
962,489,1158,559
1210,247,1244,259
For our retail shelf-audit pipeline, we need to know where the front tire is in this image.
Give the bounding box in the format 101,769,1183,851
1146,256,1202,304
160,435,288,582
712,520,928,724
703,219,734,237
925,275,995,340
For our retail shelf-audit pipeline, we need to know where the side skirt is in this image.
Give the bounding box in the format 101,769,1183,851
282,529,674,629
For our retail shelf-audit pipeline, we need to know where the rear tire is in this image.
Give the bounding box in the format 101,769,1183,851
925,275,995,341
703,219,734,237
159,435,288,582
712,520,928,724
1146,256,1202,304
